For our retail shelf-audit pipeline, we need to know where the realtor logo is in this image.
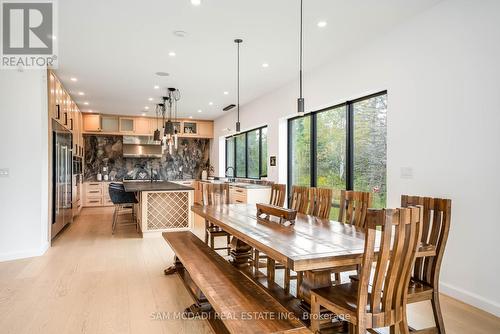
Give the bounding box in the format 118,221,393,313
1,1,58,69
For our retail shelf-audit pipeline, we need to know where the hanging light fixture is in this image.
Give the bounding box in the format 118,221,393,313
153,103,161,141
297,0,305,115
161,87,181,155
234,38,243,132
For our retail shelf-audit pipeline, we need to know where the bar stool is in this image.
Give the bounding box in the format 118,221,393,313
108,183,138,234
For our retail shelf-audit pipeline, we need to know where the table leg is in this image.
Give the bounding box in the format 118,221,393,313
299,269,332,307
229,237,252,269
164,256,181,275
267,258,276,284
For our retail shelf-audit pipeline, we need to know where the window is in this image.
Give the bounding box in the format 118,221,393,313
225,126,268,179
288,91,387,216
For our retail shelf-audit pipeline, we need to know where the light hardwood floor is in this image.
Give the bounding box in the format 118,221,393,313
0,207,498,334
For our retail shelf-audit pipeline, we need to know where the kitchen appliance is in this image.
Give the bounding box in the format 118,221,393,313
72,156,83,216
122,135,163,158
52,121,73,238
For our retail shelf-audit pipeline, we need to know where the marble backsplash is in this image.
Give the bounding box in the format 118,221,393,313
84,135,210,181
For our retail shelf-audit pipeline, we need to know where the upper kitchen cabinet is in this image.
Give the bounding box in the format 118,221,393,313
135,117,152,135
119,117,135,133
83,114,101,132
81,114,213,138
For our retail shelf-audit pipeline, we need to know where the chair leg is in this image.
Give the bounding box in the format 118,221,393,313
310,295,321,333
334,272,341,284
210,234,215,250
226,235,231,255
112,205,119,234
297,271,303,298
431,292,446,334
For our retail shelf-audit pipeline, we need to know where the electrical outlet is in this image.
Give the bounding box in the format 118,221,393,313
0,168,9,177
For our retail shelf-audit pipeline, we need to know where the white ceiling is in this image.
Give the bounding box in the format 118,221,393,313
56,0,441,120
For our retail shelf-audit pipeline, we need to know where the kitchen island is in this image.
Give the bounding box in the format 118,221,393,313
124,181,194,237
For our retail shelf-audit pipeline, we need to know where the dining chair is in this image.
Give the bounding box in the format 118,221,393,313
401,195,451,334
331,190,372,284
289,185,310,214
311,206,422,334
203,183,231,255
269,183,286,207
309,187,333,219
338,190,372,227
253,183,287,273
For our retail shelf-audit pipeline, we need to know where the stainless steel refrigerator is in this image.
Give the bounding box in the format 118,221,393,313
52,121,73,238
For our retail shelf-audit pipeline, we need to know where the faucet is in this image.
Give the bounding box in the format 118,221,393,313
225,166,235,182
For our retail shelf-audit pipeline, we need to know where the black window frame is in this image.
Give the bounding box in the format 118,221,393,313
225,125,268,179
287,90,387,200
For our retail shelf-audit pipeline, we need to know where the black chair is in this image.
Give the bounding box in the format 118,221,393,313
109,183,138,234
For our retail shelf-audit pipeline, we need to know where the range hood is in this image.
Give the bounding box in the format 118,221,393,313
122,136,162,158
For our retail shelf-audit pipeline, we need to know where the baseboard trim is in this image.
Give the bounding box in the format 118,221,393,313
440,281,500,317
0,242,50,262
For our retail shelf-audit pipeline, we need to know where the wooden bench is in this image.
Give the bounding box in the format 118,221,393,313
163,231,305,334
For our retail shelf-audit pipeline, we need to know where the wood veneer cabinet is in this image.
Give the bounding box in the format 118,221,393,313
81,113,214,138
47,70,84,157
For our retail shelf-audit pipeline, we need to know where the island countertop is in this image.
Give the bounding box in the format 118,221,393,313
123,181,194,192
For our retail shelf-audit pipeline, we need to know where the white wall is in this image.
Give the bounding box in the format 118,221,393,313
212,0,500,315
0,69,49,261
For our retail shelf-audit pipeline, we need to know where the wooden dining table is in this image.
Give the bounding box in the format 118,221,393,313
191,203,379,307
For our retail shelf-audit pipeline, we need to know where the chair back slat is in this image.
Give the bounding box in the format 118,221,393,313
202,183,230,206
401,195,451,288
359,207,421,325
290,186,310,214
338,190,372,227
269,184,286,207
309,188,333,219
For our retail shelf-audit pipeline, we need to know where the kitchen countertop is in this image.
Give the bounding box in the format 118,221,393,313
199,180,271,190
123,181,194,192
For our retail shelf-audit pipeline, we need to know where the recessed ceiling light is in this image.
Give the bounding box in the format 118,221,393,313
141,113,146,116
168,51,176,57
317,21,327,28
51,35,56,40
154,85,160,89
197,109,202,113
144,106,150,110
208,102,213,106
191,0,201,6
78,92,85,96
88,109,93,113
189,116,193,119
173,30,187,38
223,91,229,95
262,63,269,68
83,102,89,105
155,72,169,77
148,97,153,101
70,77,77,82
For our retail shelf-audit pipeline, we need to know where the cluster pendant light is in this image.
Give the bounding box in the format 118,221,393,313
154,88,181,154
235,38,243,132
297,0,305,115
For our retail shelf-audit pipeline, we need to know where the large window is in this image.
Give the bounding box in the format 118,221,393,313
226,126,268,179
288,91,387,216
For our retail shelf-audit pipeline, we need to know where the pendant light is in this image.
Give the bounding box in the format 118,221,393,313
297,0,305,115
153,103,161,141
234,38,243,132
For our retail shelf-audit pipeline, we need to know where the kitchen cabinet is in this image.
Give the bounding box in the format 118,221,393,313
229,185,271,204
83,114,101,132
81,114,213,138
83,182,114,207
119,117,135,133
135,117,151,135
102,116,119,132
